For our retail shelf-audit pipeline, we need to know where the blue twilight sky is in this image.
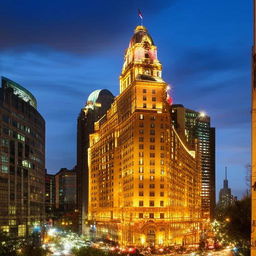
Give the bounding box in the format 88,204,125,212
0,0,251,199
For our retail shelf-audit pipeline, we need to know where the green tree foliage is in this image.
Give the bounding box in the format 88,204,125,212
214,196,251,256
72,247,108,256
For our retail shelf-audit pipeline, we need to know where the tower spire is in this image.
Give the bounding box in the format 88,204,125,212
225,166,227,180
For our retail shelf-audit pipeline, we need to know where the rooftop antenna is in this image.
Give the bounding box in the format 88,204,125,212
138,9,143,26
225,166,227,180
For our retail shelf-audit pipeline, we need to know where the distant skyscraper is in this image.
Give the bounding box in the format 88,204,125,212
0,77,45,237
171,104,215,220
218,167,232,208
88,25,201,246
55,168,77,212
45,170,55,219
76,90,115,232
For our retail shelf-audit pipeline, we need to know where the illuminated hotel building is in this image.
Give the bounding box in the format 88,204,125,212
88,26,201,246
171,104,215,220
0,77,45,237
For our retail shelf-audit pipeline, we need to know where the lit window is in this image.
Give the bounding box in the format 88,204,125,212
150,176,155,181
1,165,8,173
139,114,144,120
18,225,26,237
1,226,9,233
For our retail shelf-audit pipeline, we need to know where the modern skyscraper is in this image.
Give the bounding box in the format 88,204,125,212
0,77,45,237
88,26,201,246
77,89,114,233
171,104,215,220
218,167,232,208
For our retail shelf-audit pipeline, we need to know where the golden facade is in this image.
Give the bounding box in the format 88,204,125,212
88,26,201,246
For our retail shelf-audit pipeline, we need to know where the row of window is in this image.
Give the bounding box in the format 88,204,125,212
139,191,165,197
142,89,156,94
138,167,165,174
139,175,165,181
138,213,165,219
139,183,165,188
138,160,165,166
142,96,156,101
139,200,164,207
2,127,25,142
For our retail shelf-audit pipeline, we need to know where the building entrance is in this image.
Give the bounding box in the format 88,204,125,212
146,229,156,246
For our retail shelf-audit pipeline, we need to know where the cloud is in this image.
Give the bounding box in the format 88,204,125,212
0,0,175,53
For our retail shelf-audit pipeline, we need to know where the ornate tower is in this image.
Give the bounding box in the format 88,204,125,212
120,26,162,93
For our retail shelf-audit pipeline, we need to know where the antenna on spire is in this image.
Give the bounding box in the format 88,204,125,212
225,166,227,180
138,9,143,26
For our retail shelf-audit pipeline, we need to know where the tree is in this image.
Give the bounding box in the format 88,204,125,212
213,196,251,256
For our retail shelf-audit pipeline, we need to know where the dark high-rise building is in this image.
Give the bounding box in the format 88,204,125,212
171,104,215,220
54,168,77,231
0,77,45,237
55,168,77,212
76,89,114,233
218,167,232,208
45,170,55,219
